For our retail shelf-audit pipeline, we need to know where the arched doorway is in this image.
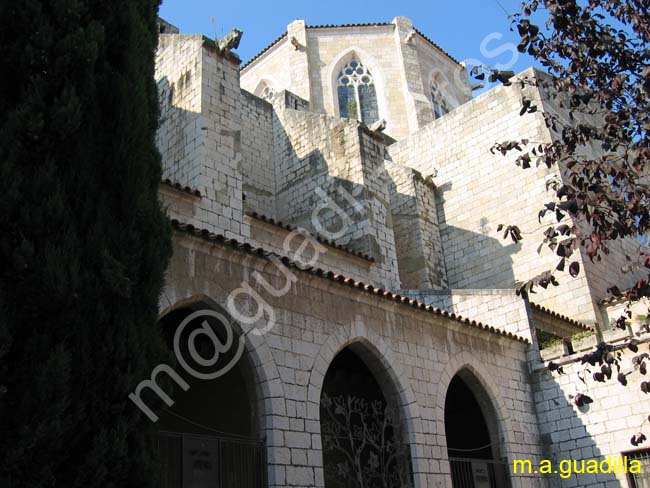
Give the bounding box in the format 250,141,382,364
157,300,265,488
320,344,413,488
444,371,510,488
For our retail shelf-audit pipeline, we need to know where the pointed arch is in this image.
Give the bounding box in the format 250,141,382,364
158,294,285,437
253,77,281,101
428,69,458,119
435,351,515,464
306,323,425,486
327,47,391,128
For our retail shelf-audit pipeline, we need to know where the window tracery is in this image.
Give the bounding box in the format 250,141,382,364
336,60,379,124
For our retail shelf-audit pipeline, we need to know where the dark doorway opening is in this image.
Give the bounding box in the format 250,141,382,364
157,303,265,488
445,375,493,460
444,373,510,488
320,346,412,488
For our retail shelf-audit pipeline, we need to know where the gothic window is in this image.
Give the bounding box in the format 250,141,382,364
260,84,275,101
431,80,449,119
336,60,379,124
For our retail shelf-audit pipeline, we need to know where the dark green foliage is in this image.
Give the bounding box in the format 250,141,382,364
0,1,172,486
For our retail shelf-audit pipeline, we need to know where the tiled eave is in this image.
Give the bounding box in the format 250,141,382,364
241,22,461,72
247,211,374,262
600,285,650,305
171,219,530,344
160,179,202,198
241,33,287,71
529,302,593,331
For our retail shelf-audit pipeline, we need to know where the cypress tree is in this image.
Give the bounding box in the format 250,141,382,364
0,1,172,486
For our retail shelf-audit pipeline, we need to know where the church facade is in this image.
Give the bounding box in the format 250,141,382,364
147,16,650,488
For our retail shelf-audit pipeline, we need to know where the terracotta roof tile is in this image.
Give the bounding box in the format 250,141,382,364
161,179,201,197
171,219,530,344
307,22,392,29
600,284,650,304
529,302,593,331
241,32,287,70
241,22,461,71
413,28,461,65
247,211,375,262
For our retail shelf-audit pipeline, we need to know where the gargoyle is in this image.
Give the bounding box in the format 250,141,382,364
218,28,243,53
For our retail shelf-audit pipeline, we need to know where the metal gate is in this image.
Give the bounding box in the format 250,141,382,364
159,431,266,488
449,457,511,488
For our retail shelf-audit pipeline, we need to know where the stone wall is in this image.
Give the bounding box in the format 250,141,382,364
155,35,250,239
387,68,601,324
537,79,646,322
414,35,471,114
199,43,248,239
162,231,547,488
247,217,375,284
271,105,400,289
240,38,292,96
404,288,534,341
531,335,650,487
241,18,470,141
240,90,275,215
305,24,408,138
156,34,204,188
386,162,448,289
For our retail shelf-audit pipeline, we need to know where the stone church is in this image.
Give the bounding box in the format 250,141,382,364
144,16,650,488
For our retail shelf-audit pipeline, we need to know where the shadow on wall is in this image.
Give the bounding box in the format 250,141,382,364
272,148,384,260
152,79,628,488
531,366,623,488
154,75,520,294
436,181,520,289
240,97,521,290
265,109,395,262
156,75,205,188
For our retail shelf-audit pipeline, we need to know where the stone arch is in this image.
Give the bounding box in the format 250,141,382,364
252,77,281,101
307,322,424,486
427,68,458,115
158,293,285,438
435,351,515,464
326,47,391,128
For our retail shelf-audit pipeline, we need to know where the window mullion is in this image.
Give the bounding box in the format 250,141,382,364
354,84,362,122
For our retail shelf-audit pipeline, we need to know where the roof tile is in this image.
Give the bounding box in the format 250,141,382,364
172,218,530,344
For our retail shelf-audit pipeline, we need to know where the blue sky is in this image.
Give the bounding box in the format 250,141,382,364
159,0,541,87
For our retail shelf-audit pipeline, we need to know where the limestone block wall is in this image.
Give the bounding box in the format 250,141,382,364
272,107,364,231
240,38,292,96
156,34,204,187
247,218,375,284
163,232,548,488
411,176,448,289
357,130,401,289
271,105,400,289
582,236,646,317
414,36,471,114
386,162,448,289
240,90,275,215
242,18,471,141
537,80,646,319
199,44,249,239
600,297,649,331
155,35,250,239
287,20,311,102
386,68,600,324
305,24,408,139
531,337,650,487
392,16,435,133
405,288,534,341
